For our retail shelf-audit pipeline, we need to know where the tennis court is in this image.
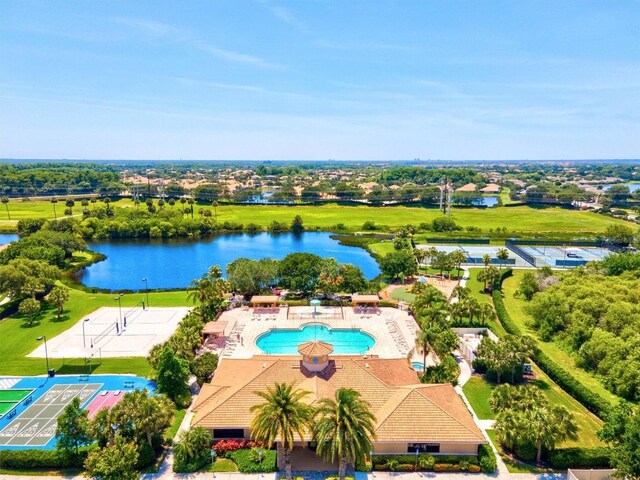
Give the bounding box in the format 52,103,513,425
27,306,191,358
416,244,531,267
506,243,612,268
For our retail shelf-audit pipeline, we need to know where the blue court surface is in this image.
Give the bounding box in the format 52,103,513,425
0,375,154,450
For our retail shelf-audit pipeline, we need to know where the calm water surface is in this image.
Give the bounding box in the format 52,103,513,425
82,232,381,290
256,324,376,355
0,234,18,245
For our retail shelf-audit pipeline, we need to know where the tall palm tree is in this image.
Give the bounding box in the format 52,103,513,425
525,405,578,463
313,389,377,480
479,303,495,325
1,196,10,220
466,297,481,324
212,200,219,221
250,383,315,480
426,246,439,267
51,197,58,220
415,328,432,370
413,248,427,266
482,253,492,270
496,248,510,270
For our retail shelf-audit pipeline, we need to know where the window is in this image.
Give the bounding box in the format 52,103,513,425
408,443,440,453
213,428,244,439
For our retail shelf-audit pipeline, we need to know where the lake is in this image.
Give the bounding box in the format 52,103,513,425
81,232,381,290
604,183,640,193
0,234,18,245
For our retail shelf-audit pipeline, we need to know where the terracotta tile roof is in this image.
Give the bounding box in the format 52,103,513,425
456,183,477,192
298,341,334,356
192,356,484,444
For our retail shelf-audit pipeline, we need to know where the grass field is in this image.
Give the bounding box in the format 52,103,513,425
501,270,620,406
0,198,632,235
0,284,192,376
462,376,495,420
389,287,416,302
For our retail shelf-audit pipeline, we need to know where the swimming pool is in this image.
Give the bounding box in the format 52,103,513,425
256,323,376,355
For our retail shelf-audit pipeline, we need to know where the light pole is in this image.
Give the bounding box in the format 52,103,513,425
36,336,49,373
142,278,149,309
115,293,123,330
370,450,374,477
414,447,420,471
82,318,90,348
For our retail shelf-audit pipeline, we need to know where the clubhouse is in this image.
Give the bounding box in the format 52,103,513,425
192,341,485,456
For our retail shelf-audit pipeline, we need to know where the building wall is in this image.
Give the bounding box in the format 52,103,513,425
372,442,480,455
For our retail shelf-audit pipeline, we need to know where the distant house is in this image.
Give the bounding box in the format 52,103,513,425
479,184,502,194
455,183,477,192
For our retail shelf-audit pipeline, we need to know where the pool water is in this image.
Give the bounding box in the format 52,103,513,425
256,324,375,355
411,361,425,371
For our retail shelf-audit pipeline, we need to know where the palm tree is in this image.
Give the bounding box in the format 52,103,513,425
313,388,377,480
65,198,75,215
187,197,195,218
466,297,481,324
168,198,176,209
451,286,470,302
413,248,427,266
482,253,492,270
525,405,578,463
415,328,432,370
479,303,495,325
212,200,219,221
51,197,58,220
450,249,466,279
413,287,446,312
426,246,439,267
250,383,315,480
496,248,510,270
174,427,212,467
1,196,10,220
120,390,173,446
180,197,187,216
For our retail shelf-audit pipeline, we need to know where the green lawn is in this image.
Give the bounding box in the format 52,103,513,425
369,241,395,257
0,199,633,235
501,270,620,406
389,286,416,303
462,376,495,420
465,268,507,336
165,408,187,443
0,284,192,376
208,458,239,472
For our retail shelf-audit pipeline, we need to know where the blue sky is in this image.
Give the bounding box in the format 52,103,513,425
1,0,639,160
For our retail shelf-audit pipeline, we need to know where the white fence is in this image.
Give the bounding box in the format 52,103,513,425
567,469,615,480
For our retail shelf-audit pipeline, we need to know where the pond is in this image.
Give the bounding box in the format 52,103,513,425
81,232,381,290
453,196,499,207
0,233,18,245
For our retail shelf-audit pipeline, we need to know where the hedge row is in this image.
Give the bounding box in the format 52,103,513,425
492,276,611,418
372,453,492,474
0,448,94,469
549,447,611,469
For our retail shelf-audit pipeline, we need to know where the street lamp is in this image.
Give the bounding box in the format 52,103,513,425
414,446,420,471
82,318,90,348
36,336,49,373
141,278,149,309
114,293,123,330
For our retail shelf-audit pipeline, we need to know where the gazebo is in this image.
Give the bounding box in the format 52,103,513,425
250,295,279,308
352,294,380,314
201,321,228,351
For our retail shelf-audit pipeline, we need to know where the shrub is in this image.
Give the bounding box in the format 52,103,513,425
227,448,276,473
395,463,415,471
213,439,262,455
0,447,94,469
549,447,611,469
136,442,158,469
478,444,497,473
434,463,461,472
469,464,482,473
514,442,537,462
362,221,377,231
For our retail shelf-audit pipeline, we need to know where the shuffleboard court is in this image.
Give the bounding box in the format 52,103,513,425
86,391,123,419
0,389,34,402
0,403,18,416
0,383,101,447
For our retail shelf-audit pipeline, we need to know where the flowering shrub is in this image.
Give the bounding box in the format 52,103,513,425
213,439,263,455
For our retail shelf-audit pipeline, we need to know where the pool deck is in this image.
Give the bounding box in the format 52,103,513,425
215,306,420,360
